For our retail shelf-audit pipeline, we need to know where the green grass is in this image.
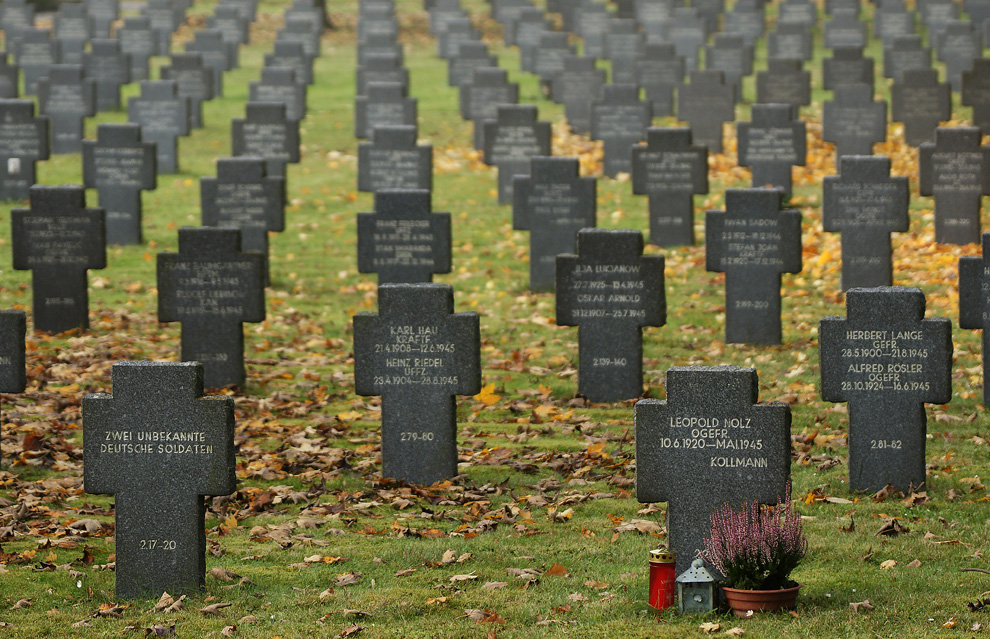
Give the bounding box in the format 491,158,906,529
1,0,990,637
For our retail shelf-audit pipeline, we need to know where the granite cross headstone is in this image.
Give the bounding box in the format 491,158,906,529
353,284,481,484
635,365,791,576
823,156,909,289
875,3,917,44
551,56,605,135
824,12,868,49
705,34,753,99
590,84,652,178
231,102,301,178
0,57,18,98
755,58,811,111
265,41,313,86
819,287,952,492
892,68,951,147
959,232,990,404
117,16,155,81
37,64,96,154
127,80,190,175
919,126,990,245
53,3,91,65
631,127,708,247
82,361,235,598
636,44,685,119
157,227,265,388
556,229,665,402
705,189,802,345
962,59,990,131
937,20,983,92
13,27,56,96
0,99,50,201
767,23,813,61
82,39,131,112
737,103,807,195
677,70,735,153
883,35,933,84
357,125,433,193
185,29,235,96
447,41,496,88
355,81,415,139
512,157,597,291
357,189,451,284
159,53,214,130
0,309,27,455
461,67,519,148
482,105,552,205
823,46,875,90
249,66,305,122
11,185,106,333
823,84,888,160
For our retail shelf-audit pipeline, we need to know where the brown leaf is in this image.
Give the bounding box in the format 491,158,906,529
210,567,242,582
199,603,232,616
153,592,174,612
871,484,899,502
146,625,175,637
725,628,746,637
906,559,922,569
545,563,568,577
449,572,478,583
394,568,417,577
463,609,506,624
71,619,93,628
879,559,897,570
482,581,508,591
238,616,257,624
567,592,590,602
338,624,364,637
875,518,909,537
699,621,722,633
334,572,362,587
343,610,371,618
220,625,237,637
441,549,457,565
10,599,31,610
850,600,874,613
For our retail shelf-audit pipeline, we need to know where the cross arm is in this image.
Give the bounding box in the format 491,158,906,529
959,255,985,330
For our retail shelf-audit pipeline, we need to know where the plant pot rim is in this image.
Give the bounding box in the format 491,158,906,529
722,583,801,594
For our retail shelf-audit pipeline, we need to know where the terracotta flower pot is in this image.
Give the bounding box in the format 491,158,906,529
721,584,800,618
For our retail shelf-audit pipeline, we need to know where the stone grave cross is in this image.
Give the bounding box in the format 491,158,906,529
482,105,552,205
157,227,265,388
81,123,157,246
231,102,301,178
677,70,735,153
823,84,888,160
962,59,990,131
127,80,190,175
353,284,481,484
819,287,952,492
823,156,909,290
737,103,807,195
0,99,50,201
705,189,802,345
631,127,709,247
357,189,452,284
11,186,106,333
919,126,990,245
636,366,791,576
83,361,235,598
556,229,666,402
958,232,990,404
0,309,27,464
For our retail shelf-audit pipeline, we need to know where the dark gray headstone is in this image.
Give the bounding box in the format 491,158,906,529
577,2,611,57
0,0,35,43
11,185,106,333
512,157,596,291
705,189,802,344
824,13,868,48
357,189,451,284
482,105,552,205
81,123,157,245
82,361,235,599
157,227,265,388
819,287,952,492
823,84,887,160
13,28,56,96
823,156,909,290
767,23,813,61
82,39,130,112
356,53,408,97
705,34,753,99
892,68,952,147
159,53,214,130
279,17,322,60
965,0,990,27
207,4,250,45
959,232,990,404
826,0,862,15
551,56,606,135
737,103,806,195
0,310,26,395
142,0,181,55
937,20,982,91
265,41,313,86
231,102,301,178
127,80,190,175
556,229,665,402
778,0,816,26
692,0,725,33
438,17,480,59
0,99,50,201
962,59,990,131
883,35,932,83
201,156,285,286
358,125,433,193
356,32,402,65
37,64,95,154
755,58,811,110
590,84,652,178
919,126,990,245
186,29,237,97
85,0,119,37
636,44,685,119
53,3,91,65
530,32,575,83
677,70,734,153
0,57,18,98
249,66,306,122
667,7,707,71
635,365,791,576
824,47,875,90
117,17,155,81
875,5,917,45
353,284,481,484
631,127,708,247
722,0,766,46
355,81,415,140
921,0,959,36
447,41,496,88
461,67,519,148
605,19,646,82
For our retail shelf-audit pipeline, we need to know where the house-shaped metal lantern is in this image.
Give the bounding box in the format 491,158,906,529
677,558,716,613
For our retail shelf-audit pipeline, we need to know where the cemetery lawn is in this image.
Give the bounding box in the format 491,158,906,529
2,0,990,637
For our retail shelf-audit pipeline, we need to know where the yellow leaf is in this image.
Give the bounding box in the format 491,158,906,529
473,383,501,406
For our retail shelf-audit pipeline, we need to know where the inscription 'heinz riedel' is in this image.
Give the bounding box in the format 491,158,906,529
83,361,235,599
636,366,791,576
353,284,481,484
819,287,952,492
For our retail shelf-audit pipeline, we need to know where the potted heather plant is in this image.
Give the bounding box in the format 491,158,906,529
702,485,807,617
